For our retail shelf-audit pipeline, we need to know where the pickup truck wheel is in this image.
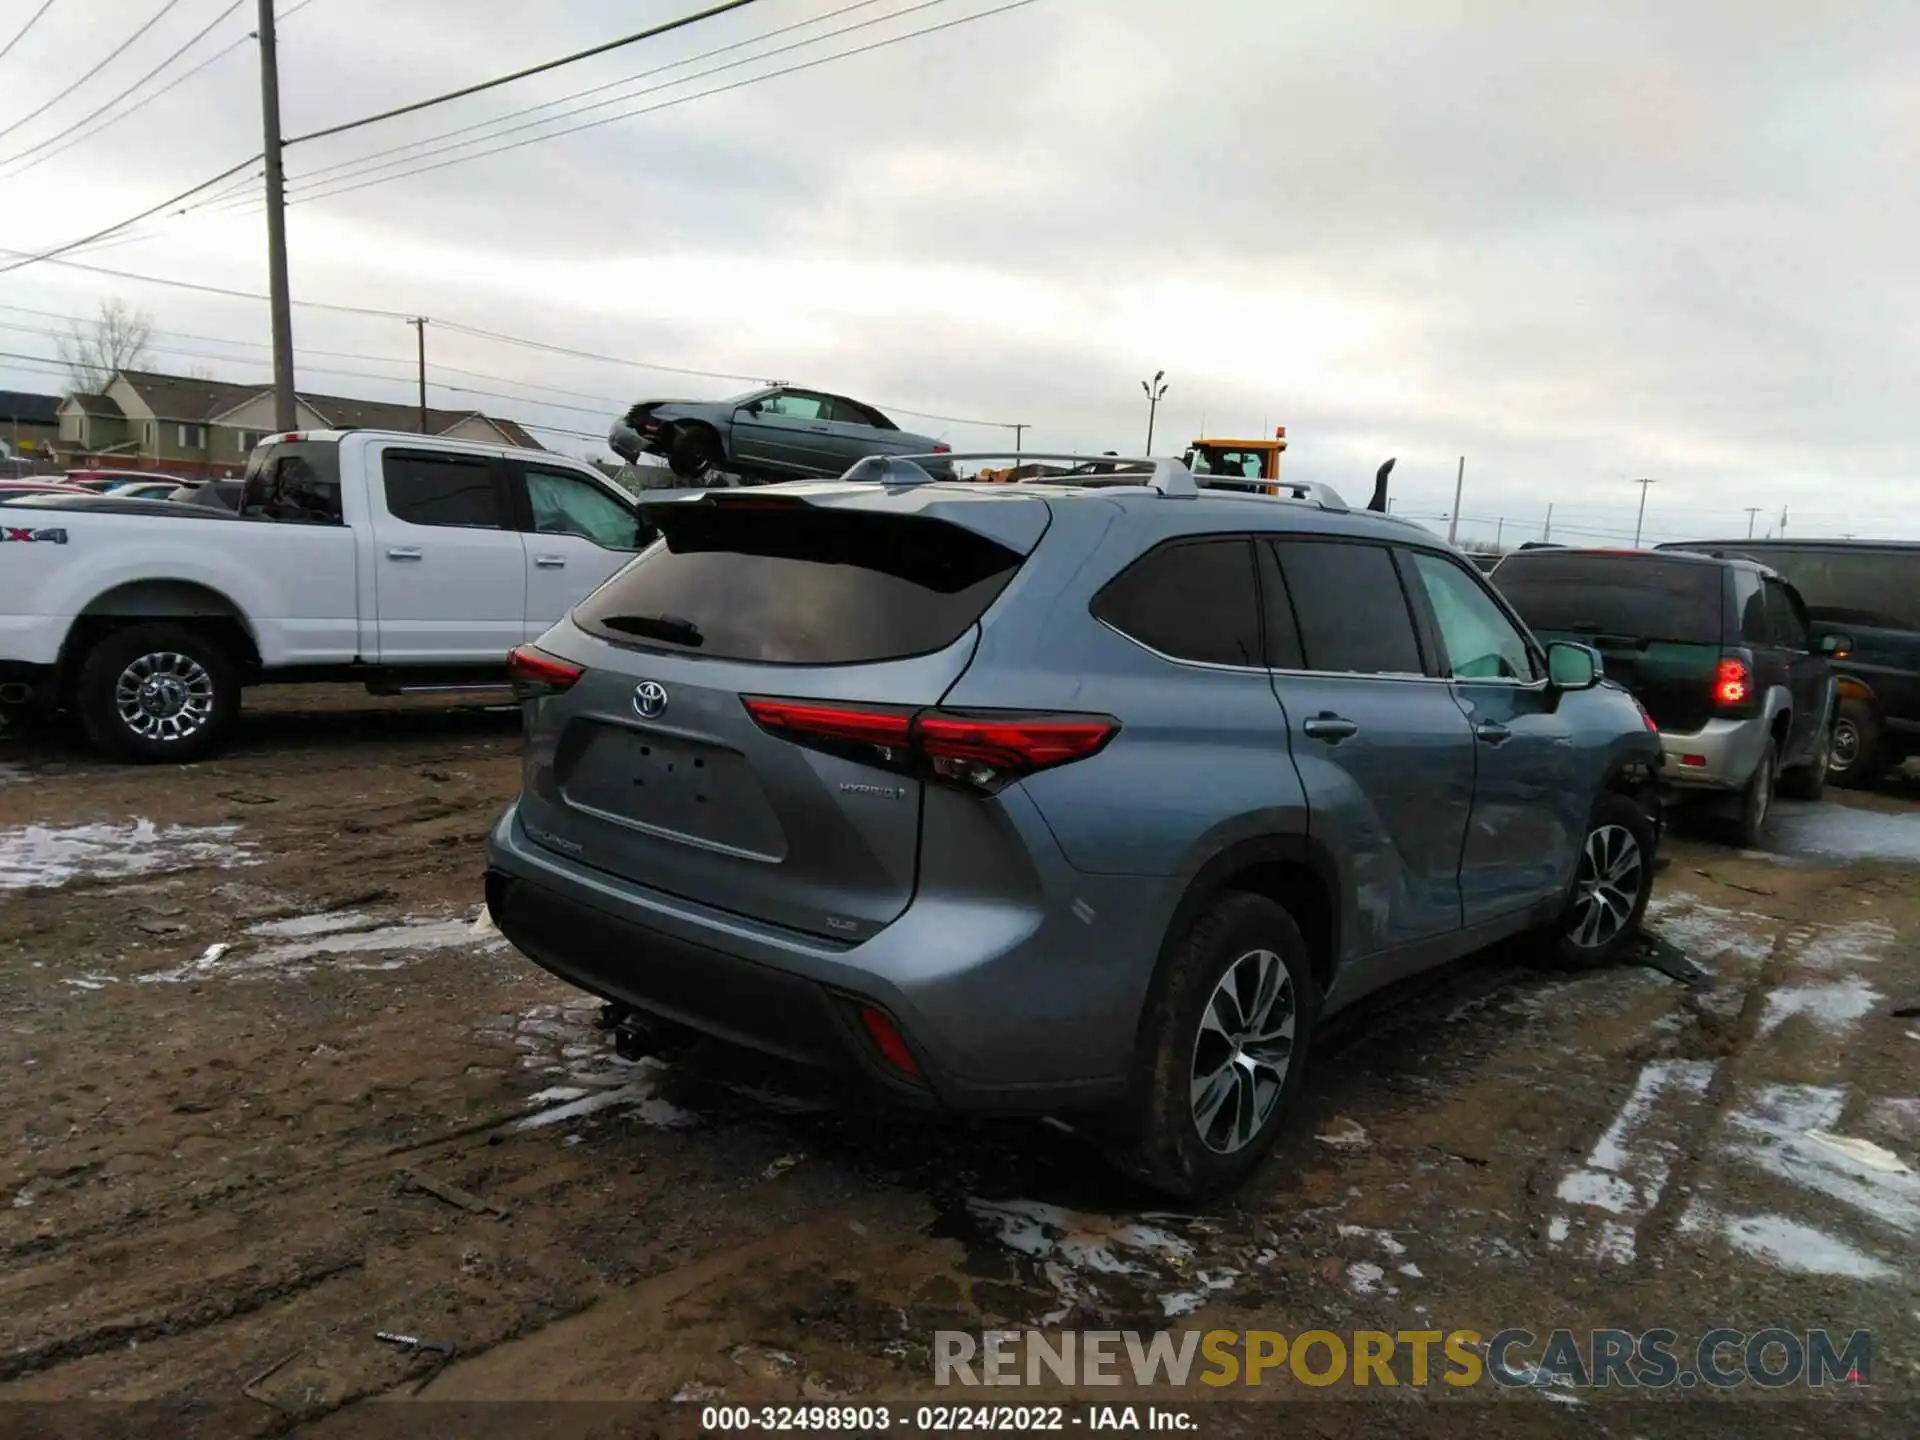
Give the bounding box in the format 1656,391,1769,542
1109,892,1317,1200
77,624,239,763
666,424,721,479
1826,697,1887,790
1539,792,1657,971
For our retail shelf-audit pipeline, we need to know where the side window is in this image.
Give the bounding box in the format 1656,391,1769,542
1267,539,1424,675
1732,568,1769,645
1408,551,1539,681
523,468,644,550
383,451,504,529
1766,580,1810,650
1092,537,1262,667
827,397,883,428
761,391,828,421
240,442,342,524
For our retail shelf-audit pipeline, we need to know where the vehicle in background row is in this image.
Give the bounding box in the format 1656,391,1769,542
1494,547,1841,844
65,469,188,492
102,479,191,502
487,455,1662,1198
168,479,244,511
609,386,952,483
0,431,655,761
1656,539,1920,789
1183,427,1289,494
0,479,87,499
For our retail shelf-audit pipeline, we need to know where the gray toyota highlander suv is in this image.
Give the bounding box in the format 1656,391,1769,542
485,456,1664,1197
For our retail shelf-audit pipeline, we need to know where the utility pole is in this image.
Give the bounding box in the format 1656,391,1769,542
256,0,296,431
1141,370,1168,453
1744,506,1762,539
408,318,429,433
1495,515,1504,550
1543,503,1553,543
1447,456,1465,544
1012,423,1026,462
1779,505,1788,536
1632,477,1655,548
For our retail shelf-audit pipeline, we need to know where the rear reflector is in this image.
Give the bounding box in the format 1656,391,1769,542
507,644,583,697
858,1005,919,1075
742,697,1118,792
1680,754,1707,768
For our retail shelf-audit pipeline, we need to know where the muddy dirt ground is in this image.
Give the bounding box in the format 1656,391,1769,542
2,690,1916,1436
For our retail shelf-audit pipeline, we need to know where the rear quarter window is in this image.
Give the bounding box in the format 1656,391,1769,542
240,441,342,524
574,504,1025,664
1495,555,1726,645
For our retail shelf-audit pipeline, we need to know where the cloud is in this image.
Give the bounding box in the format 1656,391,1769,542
1,0,1915,539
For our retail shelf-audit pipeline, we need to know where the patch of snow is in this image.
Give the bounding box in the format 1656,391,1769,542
0,820,252,891
1759,977,1883,1037
966,1198,1194,1276
1786,920,1897,971
1804,1132,1911,1174
247,910,378,938
1399,1262,1423,1278
60,975,113,991
137,911,504,983
1336,1224,1407,1257
1549,1059,1715,1264
1159,1271,1238,1318
1679,1204,1900,1281
511,1077,697,1131
1642,895,1772,963
1346,1261,1386,1295
1725,1084,1920,1236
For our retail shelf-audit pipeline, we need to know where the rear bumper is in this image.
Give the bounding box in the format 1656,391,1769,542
1659,717,1768,792
483,801,1151,1114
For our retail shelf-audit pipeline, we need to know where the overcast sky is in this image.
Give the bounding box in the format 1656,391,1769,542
1,0,1914,545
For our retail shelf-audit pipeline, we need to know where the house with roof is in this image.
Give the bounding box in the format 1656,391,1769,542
56,370,545,473
0,389,64,455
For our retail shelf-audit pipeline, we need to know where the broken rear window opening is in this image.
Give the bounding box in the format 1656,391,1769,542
574,505,1026,665
1495,555,1725,646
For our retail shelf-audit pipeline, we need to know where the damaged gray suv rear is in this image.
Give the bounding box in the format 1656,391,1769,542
485,458,1663,1197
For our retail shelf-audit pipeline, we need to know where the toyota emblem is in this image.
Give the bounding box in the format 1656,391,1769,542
631,681,669,719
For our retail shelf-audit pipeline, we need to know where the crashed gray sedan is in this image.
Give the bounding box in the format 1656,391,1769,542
609,386,951,481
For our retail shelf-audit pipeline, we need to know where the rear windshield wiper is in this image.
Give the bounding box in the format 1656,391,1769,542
599,613,704,646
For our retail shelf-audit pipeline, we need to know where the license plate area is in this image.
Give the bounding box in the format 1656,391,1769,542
557,722,784,858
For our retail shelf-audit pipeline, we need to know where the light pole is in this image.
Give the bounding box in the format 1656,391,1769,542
1632,477,1655,548
1141,370,1168,454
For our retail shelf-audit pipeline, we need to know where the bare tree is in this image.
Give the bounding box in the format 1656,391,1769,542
57,299,154,392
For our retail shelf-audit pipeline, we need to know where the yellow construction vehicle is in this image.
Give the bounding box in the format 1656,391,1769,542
1182,427,1289,492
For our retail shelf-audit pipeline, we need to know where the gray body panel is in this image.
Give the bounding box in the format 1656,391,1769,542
487,476,1662,1109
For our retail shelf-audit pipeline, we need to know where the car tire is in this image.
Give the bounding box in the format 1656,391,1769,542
76,623,239,764
1826,697,1887,791
666,424,721,479
1779,712,1830,801
1112,891,1317,1200
1728,738,1778,848
1538,791,1659,971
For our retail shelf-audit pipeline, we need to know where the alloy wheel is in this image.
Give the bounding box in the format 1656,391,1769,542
114,651,216,744
1567,823,1644,950
1190,948,1296,1154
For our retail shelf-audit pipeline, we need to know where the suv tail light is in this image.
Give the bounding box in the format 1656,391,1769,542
508,644,584,698
742,697,1117,793
1712,656,1752,708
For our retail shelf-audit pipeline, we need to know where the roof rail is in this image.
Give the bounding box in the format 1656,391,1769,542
859,451,1201,497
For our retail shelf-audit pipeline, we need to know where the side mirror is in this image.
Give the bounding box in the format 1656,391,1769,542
1547,641,1601,691
739,400,763,415
1817,632,1854,657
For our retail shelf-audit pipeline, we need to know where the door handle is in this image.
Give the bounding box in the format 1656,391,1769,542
1475,722,1512,744
386,547,422,560
1302,713,1359,743
533,555,566,568
808,424,832,432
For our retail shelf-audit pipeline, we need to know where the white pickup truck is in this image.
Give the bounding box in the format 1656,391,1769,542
0,429,655,762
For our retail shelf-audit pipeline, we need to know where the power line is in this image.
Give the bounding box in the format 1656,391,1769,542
431,319,775,387
288,0,897,188
0,0,189,144
0,0,62,69
0,154,262,275
0,0,246,172
282,0,1044,208
286,0,768,145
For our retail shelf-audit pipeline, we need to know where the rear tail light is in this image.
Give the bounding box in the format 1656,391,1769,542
932,443,952,454
742,697,1117,793
1712,656,1751,708
507,644,584,698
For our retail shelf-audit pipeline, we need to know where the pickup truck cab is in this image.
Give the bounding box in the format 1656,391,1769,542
0,430,653,762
